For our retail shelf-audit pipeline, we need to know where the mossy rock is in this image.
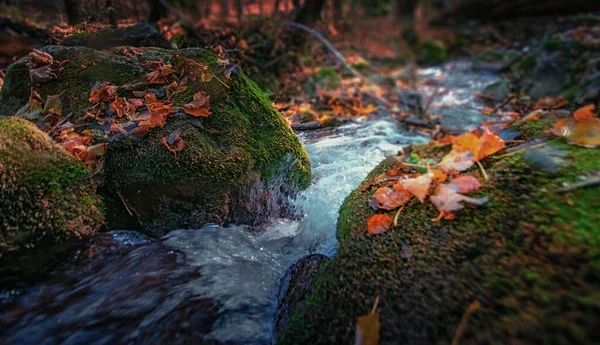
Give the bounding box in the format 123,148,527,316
278,122,600,344
0,46,311,237
0,118,104,281
418,40,448,66
60,23,171,49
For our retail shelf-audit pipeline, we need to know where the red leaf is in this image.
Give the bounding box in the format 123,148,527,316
183,91,212,117
573,104,595,122
161,128,185,154
367,214,393,235
449,175,481,193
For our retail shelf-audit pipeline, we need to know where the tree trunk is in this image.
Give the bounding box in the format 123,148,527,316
394,0,419,22
236,0,243,22
148,0,167,22
294,0,326,25
63,0,82,25
333,0,342,22
221,0,229,18
106,0,117,26
443,0,600,20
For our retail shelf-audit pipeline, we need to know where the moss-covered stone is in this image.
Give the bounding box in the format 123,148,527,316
278,121,600,345
0,118,105,281
418,40,448,66
0,46,311,236
60,23,171,49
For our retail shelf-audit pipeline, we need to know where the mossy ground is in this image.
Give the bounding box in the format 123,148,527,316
0,118,104,283
278,121,600,345
0,46,311,236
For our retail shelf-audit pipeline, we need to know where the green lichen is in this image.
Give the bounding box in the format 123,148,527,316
0,118,104,283
279,120,599,345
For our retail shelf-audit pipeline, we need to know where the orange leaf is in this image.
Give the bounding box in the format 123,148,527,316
355,308,380,345
145,61,176,85
161,128,185,154
110,97,136,118
89,82,117,104
29,49,53,64
367,214,393,235
369,184,412,210
164,80,188,99
550,118,600,147
430,184,488,221
429,168,448,183
183,91,212,117
437,149,475,172
452,126,505,161
573,104,595,122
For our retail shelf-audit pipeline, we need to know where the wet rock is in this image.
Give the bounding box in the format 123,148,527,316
0,118,104,282
61,23,170,49
0,232,222,345
523,52,570,99
472,48,518,72
278,121,600,345
275,254,328,339
483,78,512,100
435,106,483,132
0,46,311,237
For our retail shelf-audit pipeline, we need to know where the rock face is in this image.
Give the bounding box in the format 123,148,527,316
278,122,600,345
0,118,105,280
275,254,328,339
0,46,311,237
60,23,171,49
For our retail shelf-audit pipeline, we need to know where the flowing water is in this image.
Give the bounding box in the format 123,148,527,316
0,61,497,345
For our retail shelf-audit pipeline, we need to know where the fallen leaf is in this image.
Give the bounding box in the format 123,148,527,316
145,61,176,84
367,214,393,235
400,172,433,203
164,80,188,99
30,65,57,85
430,183,488,221
183,91,212,117
449,175,481,193
29,49,53,64
111,97,136,118
453,125,505,161
15,88,43,120
573,104,595,121
369,184,412,210
437,149,475,172
355,297,380,345
519,109,543,122
43,94,63,116
144,91,158,103
89,82,117,104
430,168,448,183
161,128,185,154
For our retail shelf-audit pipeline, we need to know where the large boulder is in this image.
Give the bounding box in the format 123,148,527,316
60,23,171,49
0,46,311,236
278,121,599,345
0,118,105,280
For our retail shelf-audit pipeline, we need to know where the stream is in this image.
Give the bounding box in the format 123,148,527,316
0,60,497,345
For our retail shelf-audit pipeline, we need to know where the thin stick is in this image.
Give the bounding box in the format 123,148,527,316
370,296,380,314
494,138,558,159
451,301,481,345
211,72,230,89
393,204,406,226
402,162,429,169
476,160,489,180
117,191,134,216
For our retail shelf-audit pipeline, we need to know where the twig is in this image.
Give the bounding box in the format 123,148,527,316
451,300,481,345
476,160,489,180
211,72,230,89
283,21,392,108
117,191,134,216
393,204,406,226
371,296,380,314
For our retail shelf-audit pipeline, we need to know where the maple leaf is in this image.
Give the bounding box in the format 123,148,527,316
429,168,448,183
15,88,43,120
430,183,487,221
89,82,117,104
400,172,433,203
144,91,158,103
164,80,188,99
161,128,185,154
355,297,380,345
452,125,505,161
138,102,172,128
145,61,176,85
110,97,136,118
183,91,212,117
573,104,595,121
367,214,393,235
369,184,412,210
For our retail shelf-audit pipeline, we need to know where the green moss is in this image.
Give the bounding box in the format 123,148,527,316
279,122,600,344
316,67,340,90
518,54,538,71
418,40,448,66
0,118,104,283
543,38,564,52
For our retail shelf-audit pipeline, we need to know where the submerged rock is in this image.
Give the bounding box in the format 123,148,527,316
278,121,600,345
0,118,104,280
0,46,311,236
275,254,329,339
